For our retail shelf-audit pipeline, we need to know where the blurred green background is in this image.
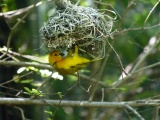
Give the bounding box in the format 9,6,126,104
0,0,160,120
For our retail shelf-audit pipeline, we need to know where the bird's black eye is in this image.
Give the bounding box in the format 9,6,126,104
54,54,58,56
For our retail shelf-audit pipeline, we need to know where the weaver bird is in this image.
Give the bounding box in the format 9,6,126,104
48,45,101,75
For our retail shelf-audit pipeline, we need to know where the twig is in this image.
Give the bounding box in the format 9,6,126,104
0,1,38,60
152,106,159,120
0,60,52,70
144,0,160,24
0,71,33,85
101,88,104,102
30,72,54,100
113,36,160,87
94,1,122,20
78,74,108,87
0,0,51,18
125,104,145,120
0,50,20,62
88,38,113,101
106,39,129,76
14,106,27,120
112,60,160,87
131,37,159,74
113,23,160,36
0,47,46,63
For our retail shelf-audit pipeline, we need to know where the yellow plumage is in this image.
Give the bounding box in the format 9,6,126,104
48,45,101,75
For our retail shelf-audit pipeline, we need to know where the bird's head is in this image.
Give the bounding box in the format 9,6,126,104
48,50,64,65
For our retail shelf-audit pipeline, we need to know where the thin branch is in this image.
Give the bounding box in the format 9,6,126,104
78,74,108,87
0,60,52,70
152,106,159,120
88,38,113,101
144,0,160,24
94,1,122,20
14,106,28,120
106,39,128,76
113,35,160,87
113,23,160,36
0,1,38,60
30,72,53,100
112,61,160,87
1,98,160,107
130,60,160,76
0,71,33,85
0,47,46,63
125,104,145,120
101,88,104,102
130,37,159,74
0,50,20,62
0,0,52,18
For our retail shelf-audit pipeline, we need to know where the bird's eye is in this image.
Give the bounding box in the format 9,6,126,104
54,54,57,56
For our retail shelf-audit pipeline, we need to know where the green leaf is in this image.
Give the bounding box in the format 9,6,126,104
31,89,44,96
57,92,63,98
24,87,32,93
23,87,44,97
44,110,53,116
20,79,33,84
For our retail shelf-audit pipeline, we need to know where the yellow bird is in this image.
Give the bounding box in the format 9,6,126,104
48,45,101,75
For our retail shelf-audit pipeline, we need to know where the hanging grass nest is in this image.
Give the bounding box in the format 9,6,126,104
40,0,114,59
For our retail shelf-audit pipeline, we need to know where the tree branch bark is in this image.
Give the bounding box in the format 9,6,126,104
0,60,52,70
1,98,160,107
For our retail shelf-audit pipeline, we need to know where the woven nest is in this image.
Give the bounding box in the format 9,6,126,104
40,0,113,59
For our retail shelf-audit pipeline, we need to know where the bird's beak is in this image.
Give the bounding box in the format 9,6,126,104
60,53,65,56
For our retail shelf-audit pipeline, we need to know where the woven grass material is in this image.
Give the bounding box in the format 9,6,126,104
40,0,113,59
